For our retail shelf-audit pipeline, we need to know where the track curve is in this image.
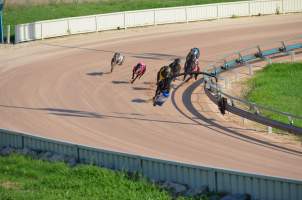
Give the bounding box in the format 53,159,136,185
1,14,302,179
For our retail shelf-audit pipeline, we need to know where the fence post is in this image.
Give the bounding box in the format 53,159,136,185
76,145,80,163
6,25,10,44
216,4,219,19
248,1,251,16
95,15,98,32
21,135,24,149
288,116,294,126
247,63,253,76
153,9,156,26
282,0,285,14
185,7,188,23
268,126,273,134
41,23,43,40
0,12,3,43
124,12,127,31
289,51,295,62
265,57,272,65
67,19,71,35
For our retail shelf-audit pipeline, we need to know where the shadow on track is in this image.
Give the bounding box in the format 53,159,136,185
0,105,198,126
132,87,152,91
171,79,302,157
112,80,130,84
42,43,183,61
143,81,155,85
86,71,111,76
131,98,149,103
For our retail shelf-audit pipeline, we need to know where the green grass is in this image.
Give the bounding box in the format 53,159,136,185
3,0,243,40
246,62,302,127
0,154,208,200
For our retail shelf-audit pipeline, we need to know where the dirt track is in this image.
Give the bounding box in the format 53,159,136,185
1,14,302,179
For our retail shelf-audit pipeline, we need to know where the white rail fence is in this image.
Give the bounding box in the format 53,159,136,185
15,0,302,43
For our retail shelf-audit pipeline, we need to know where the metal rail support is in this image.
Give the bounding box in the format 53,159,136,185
281,41,287,52
124,12,127,31
265,57,272,65
247,63,253,76
6,25,10,44
288,116,294,126
185,7,189,23
289,51,295,62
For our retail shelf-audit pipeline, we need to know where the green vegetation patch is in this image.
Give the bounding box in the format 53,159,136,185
0,154,195,200
3,0,243,39
246,62,302,127
0,153,216,200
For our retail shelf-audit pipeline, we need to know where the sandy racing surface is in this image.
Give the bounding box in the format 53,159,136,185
1,14,302,179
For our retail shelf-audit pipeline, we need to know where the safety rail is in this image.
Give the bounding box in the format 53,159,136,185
203,36,302,133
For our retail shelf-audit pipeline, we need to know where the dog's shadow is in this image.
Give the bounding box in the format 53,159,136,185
132,87,152,91
86,71,111,76
112,80,130,84
132,98,152,103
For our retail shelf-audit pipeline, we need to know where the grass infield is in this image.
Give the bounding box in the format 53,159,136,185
246,62,302,127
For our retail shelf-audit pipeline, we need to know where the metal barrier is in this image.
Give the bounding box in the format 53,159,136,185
1,128,302,200
203,36,302,133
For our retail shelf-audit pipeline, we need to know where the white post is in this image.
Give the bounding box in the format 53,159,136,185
154,9,156,26
248,1,251,16
289,51,295,62
216,4,219,19
95,16,98,32
67,19,71,35
268,126,272,134
247,63,253,76
265,57,272,65
288,116,294,125
185,7,188,23
282,0,285,14
6,25,10,44
41,23,43,40
124,12,127,31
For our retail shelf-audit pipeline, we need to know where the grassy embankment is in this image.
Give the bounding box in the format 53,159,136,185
0,154,211,200
246,62,302,128
3,0,243,39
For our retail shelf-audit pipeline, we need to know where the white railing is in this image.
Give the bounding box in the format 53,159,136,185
15,0,302,43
